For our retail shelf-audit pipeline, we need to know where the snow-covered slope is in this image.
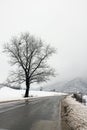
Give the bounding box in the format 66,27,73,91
41,78,87,94
0,87,65,102
63,78,87,93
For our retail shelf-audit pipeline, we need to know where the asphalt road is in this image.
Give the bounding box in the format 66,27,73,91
0,96,62,130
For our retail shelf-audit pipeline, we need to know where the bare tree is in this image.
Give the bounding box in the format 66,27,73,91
4,33,56,97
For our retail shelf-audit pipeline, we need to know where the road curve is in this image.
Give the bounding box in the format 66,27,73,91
0,96,62,130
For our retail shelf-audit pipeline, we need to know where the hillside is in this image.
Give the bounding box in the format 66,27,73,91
42,78,87,94
62,78,87,93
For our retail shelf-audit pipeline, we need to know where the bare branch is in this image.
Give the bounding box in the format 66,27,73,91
3,32,56,97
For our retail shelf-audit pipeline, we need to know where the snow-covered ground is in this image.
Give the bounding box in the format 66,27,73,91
83,95,87,105
62,95,87,130
0,87,66,102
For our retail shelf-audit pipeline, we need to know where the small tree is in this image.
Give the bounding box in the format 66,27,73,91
4,32,56,97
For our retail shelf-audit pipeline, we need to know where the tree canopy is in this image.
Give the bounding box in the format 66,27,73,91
4,32,56,97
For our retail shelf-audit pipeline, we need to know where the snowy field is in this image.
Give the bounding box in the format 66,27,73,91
0,87,66,102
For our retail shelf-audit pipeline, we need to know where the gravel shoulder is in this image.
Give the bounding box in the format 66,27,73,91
61,95,87,130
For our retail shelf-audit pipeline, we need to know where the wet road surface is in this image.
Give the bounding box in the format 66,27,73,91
0,96,62,130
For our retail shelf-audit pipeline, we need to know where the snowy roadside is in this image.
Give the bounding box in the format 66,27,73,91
0,87,66,103
61,95,87,130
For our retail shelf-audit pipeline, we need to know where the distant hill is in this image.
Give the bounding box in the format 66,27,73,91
42,81,66,91
62,78,87,94
41,78,87,94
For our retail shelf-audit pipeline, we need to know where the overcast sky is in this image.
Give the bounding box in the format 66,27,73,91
0,0,87,84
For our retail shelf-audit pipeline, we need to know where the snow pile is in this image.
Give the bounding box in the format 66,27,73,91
0,87,66,102
62,95,87,130
83,95,87,105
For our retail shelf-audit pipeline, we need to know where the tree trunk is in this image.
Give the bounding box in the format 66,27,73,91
24,77,30,97
24,86,30,97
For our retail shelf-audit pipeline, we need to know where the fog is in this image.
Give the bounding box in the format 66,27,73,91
0,0,87,84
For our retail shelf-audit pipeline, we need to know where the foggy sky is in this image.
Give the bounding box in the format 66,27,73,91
0,0,87,84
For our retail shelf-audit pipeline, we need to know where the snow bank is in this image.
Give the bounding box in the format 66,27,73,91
0,87,66,102
83,95,87,105
62,95,87,130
